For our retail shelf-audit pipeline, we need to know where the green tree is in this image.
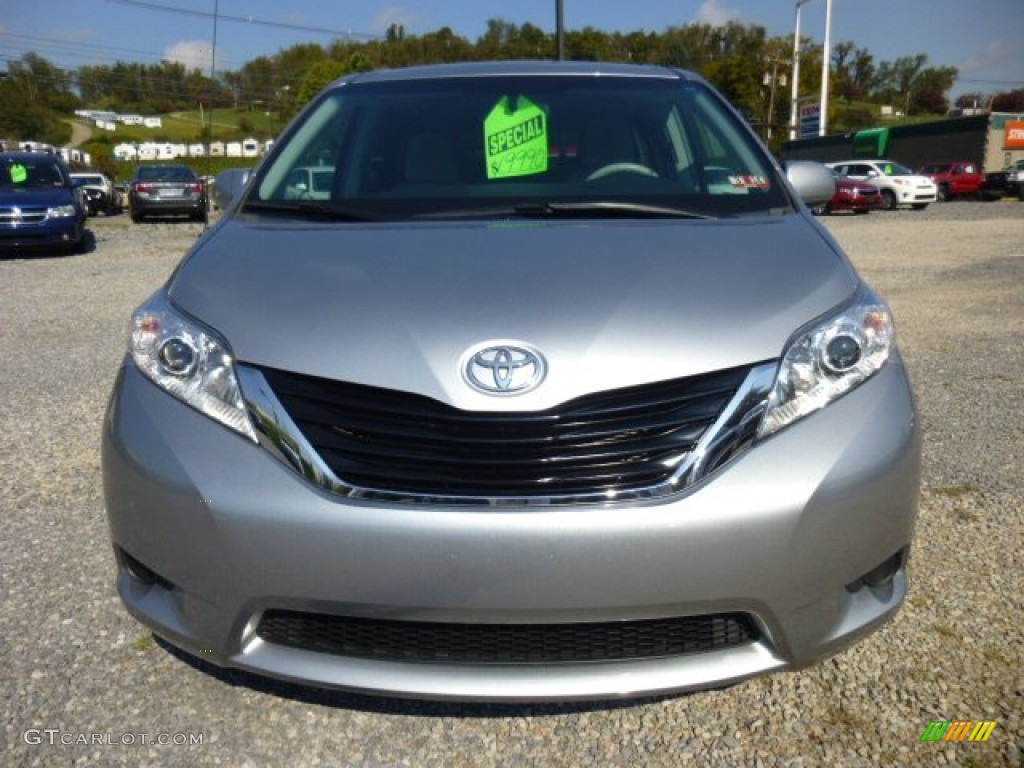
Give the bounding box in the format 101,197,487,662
0,55,74,144
910,67,957,114
296,60,349,107
991,89,1024,112
832,41,876,102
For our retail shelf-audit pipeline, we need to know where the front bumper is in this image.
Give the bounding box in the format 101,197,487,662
131,194,206,217
831,192,879,212
0,218,83,251
897,187,937,204
102,357,920,701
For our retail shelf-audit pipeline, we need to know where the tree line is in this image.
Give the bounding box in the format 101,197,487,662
3,19,1022,153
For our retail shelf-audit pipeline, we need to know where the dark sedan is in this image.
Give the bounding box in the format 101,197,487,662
129,164,208,223
981,160,1024,201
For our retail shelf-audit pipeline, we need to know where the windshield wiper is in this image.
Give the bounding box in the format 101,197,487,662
242,200,382,222
512,201,716,219
413,201,716,221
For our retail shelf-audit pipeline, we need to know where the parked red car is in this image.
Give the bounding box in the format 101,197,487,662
812,170,880,215
917,161,984,201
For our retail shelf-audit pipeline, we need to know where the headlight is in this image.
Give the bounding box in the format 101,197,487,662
47,205,78,218
130,293,257,441
758,290,894,439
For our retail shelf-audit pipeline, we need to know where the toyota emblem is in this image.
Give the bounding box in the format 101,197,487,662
463,344,546,395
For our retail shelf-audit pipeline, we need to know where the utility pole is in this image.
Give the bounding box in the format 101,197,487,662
556,0,565,61
763,63,787,140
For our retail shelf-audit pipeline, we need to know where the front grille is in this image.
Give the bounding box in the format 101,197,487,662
257,365,750,498
0,206,47,224
256,610,759,664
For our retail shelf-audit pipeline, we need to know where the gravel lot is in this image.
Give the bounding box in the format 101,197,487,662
2,201,1022,767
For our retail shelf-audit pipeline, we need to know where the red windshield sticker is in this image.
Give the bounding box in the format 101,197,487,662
728,175,769,190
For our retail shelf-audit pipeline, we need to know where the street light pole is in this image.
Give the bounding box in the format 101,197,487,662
789,0,834,140
819,0,833,136
788,0,809,141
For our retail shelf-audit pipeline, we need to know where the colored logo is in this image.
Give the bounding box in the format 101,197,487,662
920,720,997,742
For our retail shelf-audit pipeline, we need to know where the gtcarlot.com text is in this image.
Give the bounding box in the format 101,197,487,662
23,729,203,747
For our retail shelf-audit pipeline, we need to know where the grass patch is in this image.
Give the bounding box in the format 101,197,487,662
962,756,1004,768
933,483,979,498
130,634,155,652
821,703,873,732
908,666,939,684
981,646,1005,663
74,107,282,145
932,621,957,638
952,506,979,522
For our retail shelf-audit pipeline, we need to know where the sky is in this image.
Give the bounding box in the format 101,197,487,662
2,0,1022,100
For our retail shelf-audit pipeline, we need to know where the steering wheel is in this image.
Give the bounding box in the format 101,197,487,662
585,162,659,181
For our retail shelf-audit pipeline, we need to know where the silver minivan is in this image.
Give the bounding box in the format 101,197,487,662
102,62,919,701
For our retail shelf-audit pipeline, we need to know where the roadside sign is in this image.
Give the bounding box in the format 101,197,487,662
799,103,820,138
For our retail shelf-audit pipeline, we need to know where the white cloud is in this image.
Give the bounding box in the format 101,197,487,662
372,6,426,34
959,39,1016,74
52,28,97,43
694,0,741,27
163,40,214,70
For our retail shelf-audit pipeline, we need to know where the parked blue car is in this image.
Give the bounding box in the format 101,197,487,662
0,152,87,254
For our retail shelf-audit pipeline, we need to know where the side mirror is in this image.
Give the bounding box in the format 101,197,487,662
785,161,835,208
212,168,252,211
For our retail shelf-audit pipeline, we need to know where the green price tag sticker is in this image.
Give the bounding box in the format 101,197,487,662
484,95,548,180
10,164,27,183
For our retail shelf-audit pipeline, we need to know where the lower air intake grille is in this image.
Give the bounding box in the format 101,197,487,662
256,610,759,664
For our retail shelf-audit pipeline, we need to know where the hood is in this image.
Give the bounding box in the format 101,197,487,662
0,186,76,207
836,178,877,192
889,174,936,186
169,214,857,411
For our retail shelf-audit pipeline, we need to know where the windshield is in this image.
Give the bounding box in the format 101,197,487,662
879,162,913,176
73,176,105,186
1,157,67,188
247,74,788,219
136,166,197,182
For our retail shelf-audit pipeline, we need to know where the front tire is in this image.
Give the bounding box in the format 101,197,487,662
880,189,897,210
937,184,949,202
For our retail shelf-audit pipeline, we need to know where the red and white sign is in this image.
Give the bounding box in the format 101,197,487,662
1005,121,1024,150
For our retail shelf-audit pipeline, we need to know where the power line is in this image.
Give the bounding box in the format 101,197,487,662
105,0,383,41
0,31,248,69
956,77,1024,86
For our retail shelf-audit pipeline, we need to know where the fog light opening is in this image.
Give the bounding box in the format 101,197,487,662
864,552,903,587
848,551,904,592
118,548,174,591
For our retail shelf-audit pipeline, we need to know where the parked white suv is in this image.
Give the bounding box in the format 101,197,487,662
826,159,937,210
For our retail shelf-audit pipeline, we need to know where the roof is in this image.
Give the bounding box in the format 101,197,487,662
341,60,698,86
0,151,67,164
